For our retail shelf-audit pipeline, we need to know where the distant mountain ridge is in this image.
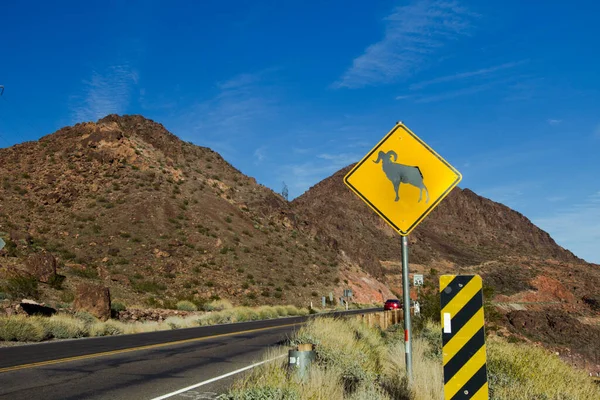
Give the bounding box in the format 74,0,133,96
291,165,582,278
0,114,590,310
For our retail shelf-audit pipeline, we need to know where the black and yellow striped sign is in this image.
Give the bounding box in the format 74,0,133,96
440,275,488,399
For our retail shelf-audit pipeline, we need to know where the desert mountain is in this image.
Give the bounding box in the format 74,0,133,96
292,165,582,278
0,115,345,308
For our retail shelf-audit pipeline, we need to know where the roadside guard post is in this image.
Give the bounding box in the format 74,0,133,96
440,275,488,399
344,122,462,382
288,344,316,381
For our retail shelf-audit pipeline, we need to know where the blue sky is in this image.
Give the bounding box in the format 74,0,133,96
1,1,599,263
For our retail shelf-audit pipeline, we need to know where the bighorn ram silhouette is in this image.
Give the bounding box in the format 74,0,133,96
373,150,429,203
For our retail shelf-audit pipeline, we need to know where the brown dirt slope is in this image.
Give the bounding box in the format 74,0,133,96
0,115,343,309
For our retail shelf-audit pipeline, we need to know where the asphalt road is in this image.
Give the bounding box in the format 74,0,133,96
0,324,298,400
0,309,379,399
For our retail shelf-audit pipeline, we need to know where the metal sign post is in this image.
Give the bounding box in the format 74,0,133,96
402,236,413,381
343,121,462,386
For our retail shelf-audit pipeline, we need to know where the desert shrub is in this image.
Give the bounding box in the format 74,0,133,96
90,320,125,337
0,316,47,342
3,274,39,299
74,311,99,326
60,290,75,303
43,314,87,338
207,299,233,311
296,308,310,316
284,305,301,315
68,267,99,279
273,306,288,316
111,301,127,313
132,280,166,293
258,306,278,320
48,274,66,290
176,300,198,311
232,307,260,322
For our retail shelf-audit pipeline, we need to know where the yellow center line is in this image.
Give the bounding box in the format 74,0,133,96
0,322,302,374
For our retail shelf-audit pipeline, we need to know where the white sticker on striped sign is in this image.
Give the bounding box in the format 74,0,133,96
443,313,452,333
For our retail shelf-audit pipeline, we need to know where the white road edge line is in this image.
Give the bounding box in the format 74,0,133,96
149,354,287,400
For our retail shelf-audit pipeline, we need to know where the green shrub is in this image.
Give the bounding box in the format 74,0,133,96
176,300,198,311
69,267,99,279
3,274,39,299
111,302,127,313
232,307,259,322
48,274,66,290
60,290,75,303
90,320,125,337
257,306,278,320
43,315,87,338
273,306,288,316
0,316,47,342
74,311,99,326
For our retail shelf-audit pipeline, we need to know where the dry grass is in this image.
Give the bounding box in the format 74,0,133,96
487,337,600,400
0,304,310,342
385,323,444,400
0,315,47,342
221,317,600,400
221,317,391,400
41,314,87,339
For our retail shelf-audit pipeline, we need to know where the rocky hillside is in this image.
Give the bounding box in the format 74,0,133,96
292,165,582,278
292,165,600,372
0,115,347,309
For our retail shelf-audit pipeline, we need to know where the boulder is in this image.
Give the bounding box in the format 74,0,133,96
25,252,57,283
20,299,56,317
73,283,111,321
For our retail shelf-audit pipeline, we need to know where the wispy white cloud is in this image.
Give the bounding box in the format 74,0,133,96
547,119,562,125
254,146,267,163
317,153,361,164
71,64,138,122
333,0,476,89
395,95,411,100
534,191,600,263
280,152,362,198
173,69,280,158
477,181,541,207
409,61,525,90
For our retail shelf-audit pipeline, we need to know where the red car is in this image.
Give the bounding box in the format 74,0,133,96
384,299,402,310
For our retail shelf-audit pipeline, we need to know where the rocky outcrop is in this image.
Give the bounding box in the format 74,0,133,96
25,252,57,283
73,283,111,321
20,299,56,317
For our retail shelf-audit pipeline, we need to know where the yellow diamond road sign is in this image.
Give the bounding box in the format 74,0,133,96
344,122,462,236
